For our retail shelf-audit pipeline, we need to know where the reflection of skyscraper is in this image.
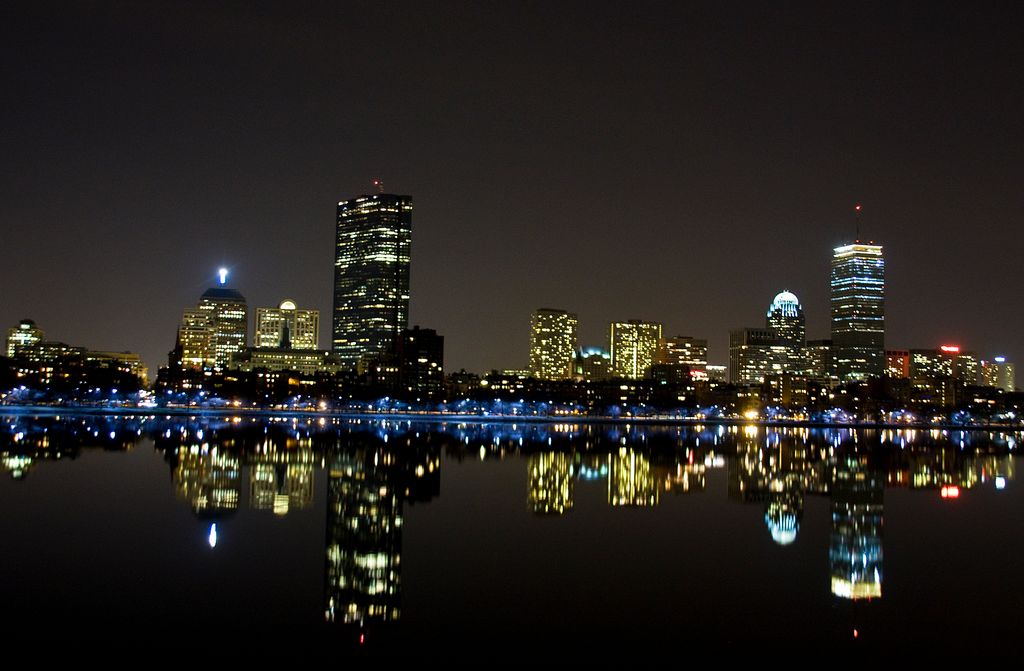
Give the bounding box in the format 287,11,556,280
608,449,659,506
528,452,574,514
173,450,241,515
829,461,883,599
831,243,885,380
324,450,402,625
332,193,412,368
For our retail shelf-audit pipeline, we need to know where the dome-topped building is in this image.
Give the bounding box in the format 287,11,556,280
766,290,806,350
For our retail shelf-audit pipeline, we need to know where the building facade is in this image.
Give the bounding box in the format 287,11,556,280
658,336,708,372
981,357,1015,391
528,308,578,380
609,320,663,379
195,286,249,368
766,291,806,374
830,243,885,380
397,326,445,399
332,193,412,368
255,300,319,350
575,347,611,382
5,319,44,358
729,327,785,384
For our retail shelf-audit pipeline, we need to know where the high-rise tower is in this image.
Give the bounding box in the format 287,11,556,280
528,309,578,380
830,243,884,380
609,320,662,379
332,193,412,368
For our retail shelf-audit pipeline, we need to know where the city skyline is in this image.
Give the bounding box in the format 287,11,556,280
2,3,1022,377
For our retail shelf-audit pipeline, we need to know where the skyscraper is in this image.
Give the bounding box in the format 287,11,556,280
255,300,319,349
609,320,662,379
528,308,578,380
175,271,248,369
196,286,248,368
5,319,44,358
766,291,806,374
332,193,412,368
830,243,885,380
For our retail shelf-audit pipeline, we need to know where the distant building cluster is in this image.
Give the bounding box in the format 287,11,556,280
2,318,148,396
156,188,444,402
1,195,1018,416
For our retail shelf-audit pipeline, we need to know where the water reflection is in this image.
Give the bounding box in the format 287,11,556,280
0,414,1020,644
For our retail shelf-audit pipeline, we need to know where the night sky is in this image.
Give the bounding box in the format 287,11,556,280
2,1,1022,375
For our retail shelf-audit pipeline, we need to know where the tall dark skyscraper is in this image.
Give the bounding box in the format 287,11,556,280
332,193,412,368
830,243,885,380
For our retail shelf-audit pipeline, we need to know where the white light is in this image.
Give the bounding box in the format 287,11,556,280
218,268,228,285
208,523,218,548
996,476,1006,490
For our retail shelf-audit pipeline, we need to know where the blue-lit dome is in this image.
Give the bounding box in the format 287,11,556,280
765,511,799,545
767,290,801,318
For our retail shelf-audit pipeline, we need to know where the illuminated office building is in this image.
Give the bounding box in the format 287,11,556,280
575,346,611,382
230,347,342,375
729,327,785,384
831,242,885,380
177,274,248,369
908,346,978,386
198,287,248,368
609,320,662,379
981,357,1015,391
528,308,578,380
5,319,44,358
804,339,834,382
255,300,319,350
766,291,806,373
177,309,214,368
528,452,574,515
658,336,708,374
886,349,910,379
332,193,412,367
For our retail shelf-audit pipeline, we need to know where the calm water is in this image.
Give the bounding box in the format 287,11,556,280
1,414,1021,650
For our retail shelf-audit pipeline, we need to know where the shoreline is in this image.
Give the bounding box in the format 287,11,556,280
1,404,1020,432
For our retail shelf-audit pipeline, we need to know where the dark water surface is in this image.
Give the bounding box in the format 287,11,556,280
1,414,1020,651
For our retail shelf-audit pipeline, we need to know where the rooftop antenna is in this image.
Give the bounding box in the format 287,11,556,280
854,203,862,242
372,178,384,194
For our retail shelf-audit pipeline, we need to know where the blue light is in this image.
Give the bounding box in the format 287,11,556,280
218,268,228,285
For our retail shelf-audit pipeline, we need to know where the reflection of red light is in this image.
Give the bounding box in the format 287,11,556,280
359,633,365,644
940,345,960,353
941,485,960,498
853,629,859,638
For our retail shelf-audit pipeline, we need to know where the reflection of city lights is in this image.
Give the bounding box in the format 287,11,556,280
208,523,218,548
940,485,960,499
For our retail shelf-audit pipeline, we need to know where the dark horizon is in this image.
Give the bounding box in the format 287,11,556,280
3,1,1022,375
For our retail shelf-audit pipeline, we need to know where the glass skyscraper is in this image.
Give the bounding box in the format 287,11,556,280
332,193,412,367
830,243,884,380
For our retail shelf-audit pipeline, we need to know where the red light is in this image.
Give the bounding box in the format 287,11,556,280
854,204,862,211
853,629,859,638
940,345,960,353
940,485,960,499
359,633,365,644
